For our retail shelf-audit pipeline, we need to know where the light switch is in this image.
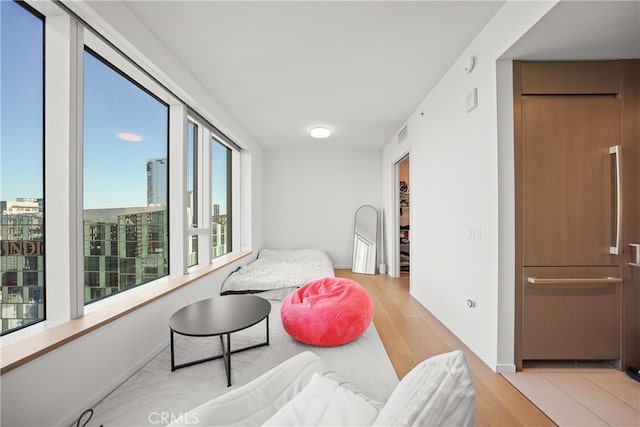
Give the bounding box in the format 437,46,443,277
468,226,481,241
466,88,477,113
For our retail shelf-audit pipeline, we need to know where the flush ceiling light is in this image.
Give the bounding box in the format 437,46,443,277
309,127,331,139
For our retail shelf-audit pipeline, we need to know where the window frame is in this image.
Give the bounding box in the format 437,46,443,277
186,117,210,268
186,120,200,268
0,0,47,336
185,112,242,267
210,135,233,259
81,46,171,306
76,27,177,315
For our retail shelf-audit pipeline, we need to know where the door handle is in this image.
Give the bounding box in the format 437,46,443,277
630,243,640,267
610,145,621,255
527,277,622,285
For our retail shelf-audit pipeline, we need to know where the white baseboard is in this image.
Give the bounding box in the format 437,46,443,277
495,363,516,373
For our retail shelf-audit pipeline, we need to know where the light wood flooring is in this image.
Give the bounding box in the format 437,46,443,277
334,269,555,426
337,269,640,426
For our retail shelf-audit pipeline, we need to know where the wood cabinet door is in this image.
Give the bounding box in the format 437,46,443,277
522,266,621,360
521,96,620,267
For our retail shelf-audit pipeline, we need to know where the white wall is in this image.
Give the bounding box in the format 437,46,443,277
0,2,264,426
381,0,557,372
263,149,382,268
1,266,246,427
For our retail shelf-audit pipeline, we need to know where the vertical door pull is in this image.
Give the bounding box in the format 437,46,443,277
630,244,640,267
610,145,621,255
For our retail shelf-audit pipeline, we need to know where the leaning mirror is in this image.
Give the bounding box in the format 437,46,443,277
352,205,378,274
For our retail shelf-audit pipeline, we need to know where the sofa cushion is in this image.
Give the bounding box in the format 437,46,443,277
372,350,476,427
167,351,382,427
281,277,374,346
262,373,378,426
168,351,328,427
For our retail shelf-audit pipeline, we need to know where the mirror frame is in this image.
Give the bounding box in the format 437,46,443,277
352,205,378,274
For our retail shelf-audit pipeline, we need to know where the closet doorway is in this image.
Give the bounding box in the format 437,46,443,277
397,155,410,275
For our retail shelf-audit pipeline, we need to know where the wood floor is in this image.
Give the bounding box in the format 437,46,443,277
335,269,555,426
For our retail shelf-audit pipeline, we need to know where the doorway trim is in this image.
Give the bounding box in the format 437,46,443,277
391,152,410,278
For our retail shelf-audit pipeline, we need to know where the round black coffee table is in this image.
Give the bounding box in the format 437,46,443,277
169,295,271,386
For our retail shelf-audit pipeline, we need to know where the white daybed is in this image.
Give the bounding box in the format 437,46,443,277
220,248,335,295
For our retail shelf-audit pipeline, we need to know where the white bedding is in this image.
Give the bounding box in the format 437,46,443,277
220,248,335,294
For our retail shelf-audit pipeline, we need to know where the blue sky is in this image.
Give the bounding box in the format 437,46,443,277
211,138,228,215
2,0,228,214
1,1,44,203
83,50,168,209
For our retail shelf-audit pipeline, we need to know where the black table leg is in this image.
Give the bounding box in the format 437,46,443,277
226,333,231,386
170,329,175,371
219,334,232,387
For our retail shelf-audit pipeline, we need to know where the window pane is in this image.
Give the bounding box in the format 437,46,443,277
187,121,198,228
211,139,231,258
83,50,169,304
187,235,198,267
0,1,45,335
187,121,198,267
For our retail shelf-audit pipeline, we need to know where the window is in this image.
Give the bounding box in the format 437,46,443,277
0,0,244,339
211,138,232,258
186,121,198,267
83,49,169,304
0,1,45,335
186,115,239,266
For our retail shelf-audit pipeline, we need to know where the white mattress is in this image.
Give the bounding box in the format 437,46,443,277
220,248,335,295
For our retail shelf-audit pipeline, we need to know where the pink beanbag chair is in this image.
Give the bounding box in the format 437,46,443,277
281,277,374,346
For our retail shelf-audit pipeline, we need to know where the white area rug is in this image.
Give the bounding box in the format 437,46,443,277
88,288,399,426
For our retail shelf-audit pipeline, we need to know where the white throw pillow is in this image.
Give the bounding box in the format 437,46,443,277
262,373,378,426
372,350,476,427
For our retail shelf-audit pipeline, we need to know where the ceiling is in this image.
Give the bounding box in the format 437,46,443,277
123,0,505,150
119,1,639,151
502,1,640,61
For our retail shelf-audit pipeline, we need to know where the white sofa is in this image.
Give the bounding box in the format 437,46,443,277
169,349,476,426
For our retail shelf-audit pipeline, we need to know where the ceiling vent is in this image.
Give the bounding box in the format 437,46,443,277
397,125,408,144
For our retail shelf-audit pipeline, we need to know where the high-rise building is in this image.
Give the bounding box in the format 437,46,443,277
211,203,227,257
146,158,167,206
84,206,168,303
0,200,44,333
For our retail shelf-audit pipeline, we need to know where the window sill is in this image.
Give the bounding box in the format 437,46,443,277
0,251,252,375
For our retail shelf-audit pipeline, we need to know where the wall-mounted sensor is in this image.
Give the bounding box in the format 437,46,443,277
464,56,475,73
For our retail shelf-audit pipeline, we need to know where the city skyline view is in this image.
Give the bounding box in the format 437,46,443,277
2,27,229,214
